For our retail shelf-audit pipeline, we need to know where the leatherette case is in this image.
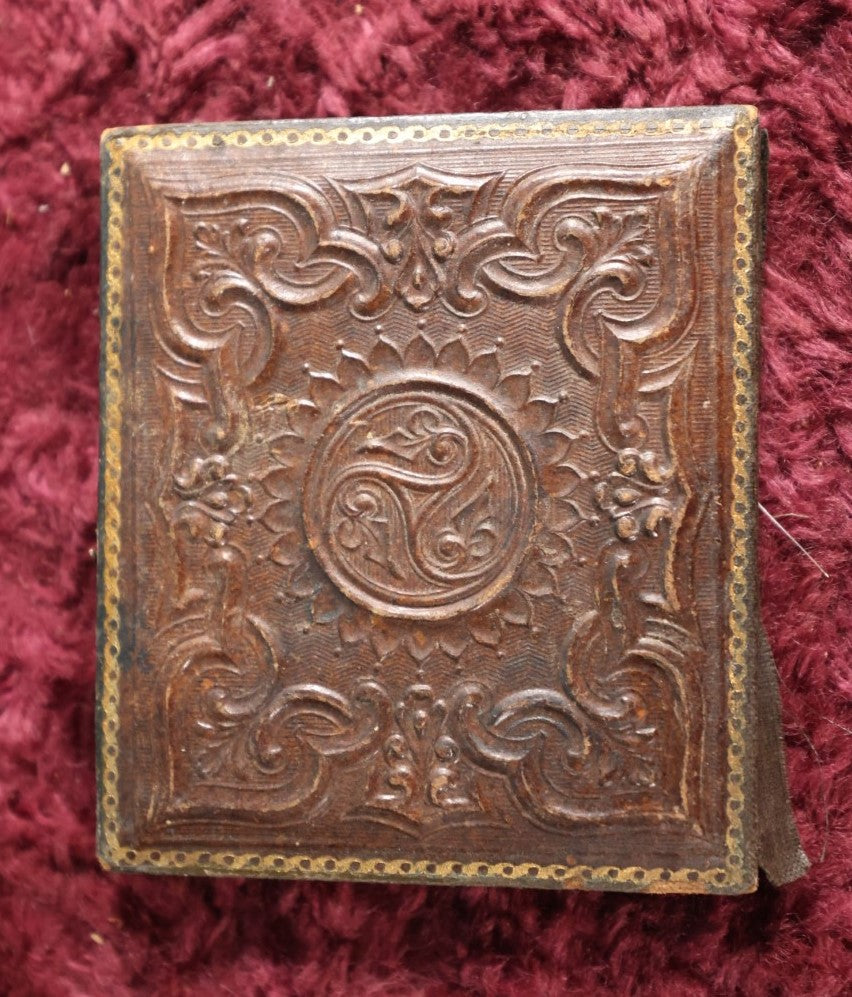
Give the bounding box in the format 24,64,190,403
97,106,807,892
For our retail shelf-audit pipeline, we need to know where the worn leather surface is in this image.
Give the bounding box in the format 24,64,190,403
98,106,802,891
756,627,810,885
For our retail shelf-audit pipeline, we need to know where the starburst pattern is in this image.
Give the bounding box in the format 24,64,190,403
252,326,592,664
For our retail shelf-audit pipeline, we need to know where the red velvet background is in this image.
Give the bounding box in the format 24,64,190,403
1,1,850,994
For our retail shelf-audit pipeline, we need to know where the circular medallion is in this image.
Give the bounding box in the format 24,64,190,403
303,378,536,619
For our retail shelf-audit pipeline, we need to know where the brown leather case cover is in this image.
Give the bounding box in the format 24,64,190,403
97,106,807,893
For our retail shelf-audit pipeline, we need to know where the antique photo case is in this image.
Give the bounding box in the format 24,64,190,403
98,106,785,893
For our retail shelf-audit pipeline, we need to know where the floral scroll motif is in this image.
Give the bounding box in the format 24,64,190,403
156,614,391,824
149,157,707,834
333,165,502,311
594,448,678,543
360,683,481,830
171,454,252,547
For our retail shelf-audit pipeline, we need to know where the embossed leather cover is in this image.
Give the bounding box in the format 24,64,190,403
97,106,806,893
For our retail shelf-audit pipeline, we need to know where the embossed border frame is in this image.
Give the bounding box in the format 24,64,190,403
97,106,763,894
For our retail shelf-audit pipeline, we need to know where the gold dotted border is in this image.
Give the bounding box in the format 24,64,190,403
97,140,126,858
98,109,759,893
101,110,737,153
724,106,761,885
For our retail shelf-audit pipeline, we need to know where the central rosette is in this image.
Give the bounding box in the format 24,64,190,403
303,378,536,619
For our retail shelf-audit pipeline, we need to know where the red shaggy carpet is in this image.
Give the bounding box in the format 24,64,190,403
0,1,850,994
